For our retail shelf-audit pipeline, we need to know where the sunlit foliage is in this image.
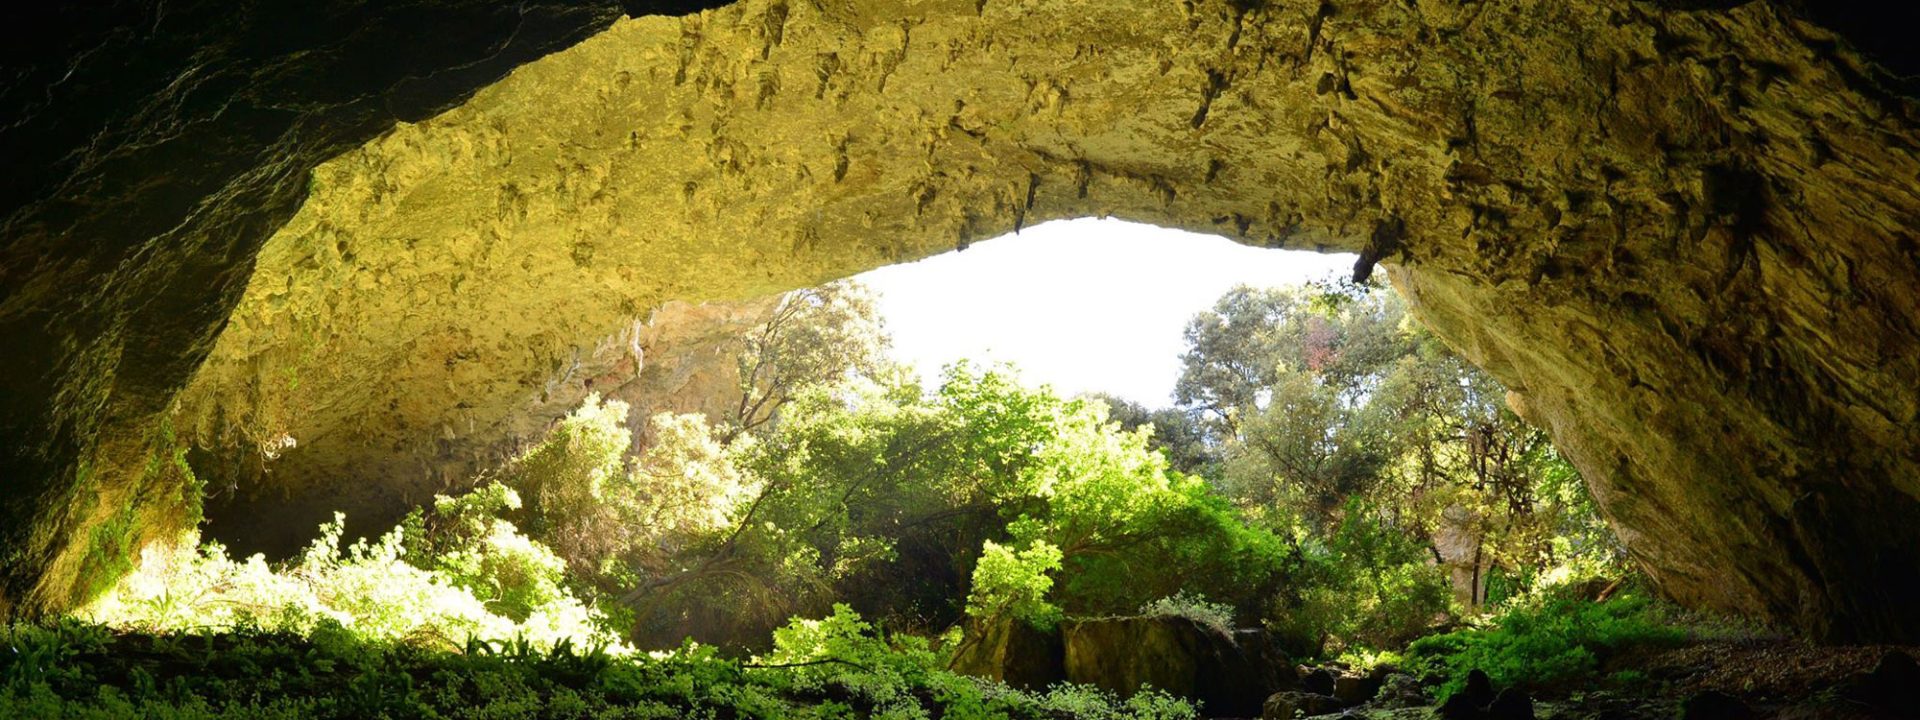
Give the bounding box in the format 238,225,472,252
611,364,1283,647
61,271,1666,715
85,513,614,652
1405,592,1686,697
2,609,1198,719
1174,279,1628,655
729,280,895,439
966,540,1064,630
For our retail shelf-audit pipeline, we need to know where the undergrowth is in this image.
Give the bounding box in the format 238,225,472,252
1404,593,1686,697
2,608,1197,720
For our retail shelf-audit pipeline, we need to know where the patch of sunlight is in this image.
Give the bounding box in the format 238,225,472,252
858,218,1357,406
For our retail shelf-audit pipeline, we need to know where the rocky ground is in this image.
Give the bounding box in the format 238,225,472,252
1260,641,1920,720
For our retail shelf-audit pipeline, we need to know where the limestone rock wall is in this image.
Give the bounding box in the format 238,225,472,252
6,0,1920,641
188,295,776,558
0,0,736,615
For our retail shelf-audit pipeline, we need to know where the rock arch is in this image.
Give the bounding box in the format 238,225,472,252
5,0,1919,641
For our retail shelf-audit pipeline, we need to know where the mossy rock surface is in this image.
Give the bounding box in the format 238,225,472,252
1063,615,1296,717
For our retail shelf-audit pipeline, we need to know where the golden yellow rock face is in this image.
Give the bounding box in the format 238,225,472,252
188,295,778,557
35,0,1920,639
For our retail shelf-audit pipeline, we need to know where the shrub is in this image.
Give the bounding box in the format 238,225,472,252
503,394,633,576
3,610,1197,720
1404,594,1686,696
84,512,616,653
1263,505,1452,657
405,483,573,622
1139,591,1235,636
756,605,1199,720
965,540,1064,631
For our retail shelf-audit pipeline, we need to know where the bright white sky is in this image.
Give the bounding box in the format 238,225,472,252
856,218,1357,407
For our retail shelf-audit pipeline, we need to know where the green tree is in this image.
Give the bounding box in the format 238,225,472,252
1083,393,1216,475
727,280,893,440
614,365,1282,648
1177,279,1621,650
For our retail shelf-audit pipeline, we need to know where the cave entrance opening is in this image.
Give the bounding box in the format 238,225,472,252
167,210,1611,663
855,217,1358,406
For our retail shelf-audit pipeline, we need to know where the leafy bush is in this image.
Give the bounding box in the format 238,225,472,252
11,609,1197,719
405,483,572,622
622,365,1285,649
502,393,635,577
965,541,1064,630
1264,504,1452,657
755,605,1199,720
760,603,945,714
1139,591,1235,636
1404,594,1686,696
84,511,615,653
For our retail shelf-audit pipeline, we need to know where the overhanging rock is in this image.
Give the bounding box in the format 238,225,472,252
5,0,1919,641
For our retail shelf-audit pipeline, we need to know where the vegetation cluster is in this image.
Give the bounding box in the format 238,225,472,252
8,278,1703,717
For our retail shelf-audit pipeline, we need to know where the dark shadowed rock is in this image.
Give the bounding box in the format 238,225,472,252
1301,668,1336,696
1439,691,1484,720
1839,650,1920,711
1332,672,1383,706
1464,670,1496,708
1261,691,1343,720
1372,673,1430,710
1681,690,1755,720
1439,670,1499,720
1487,688,1535,720
946,616,1065,691
1063,616,1296,717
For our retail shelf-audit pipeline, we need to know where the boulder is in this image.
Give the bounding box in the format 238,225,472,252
1680,690,1755,720
1261,691,1344,720
1063,616,1296,717
946,616,1065,691
1438,670,1499,720
1371,673,1430,710
1331,672,1383,706
1300,668,1336,696
1839,650,1920,711
1487,688,1535,720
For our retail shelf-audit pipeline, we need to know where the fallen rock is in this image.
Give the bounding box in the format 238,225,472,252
1439,692,1482,720
1331,672,1383,706
1063,616,1296,718
1261,691,1343,719
1371,673,1430,710
1437,670,1504,720
946,616,1064,691
1301,668,1336,696
1839,650,1920,710
1487,688,1535,720
1680,690,1755,720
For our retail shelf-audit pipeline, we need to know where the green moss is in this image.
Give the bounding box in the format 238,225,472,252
71,420,206,605
78,505,137,601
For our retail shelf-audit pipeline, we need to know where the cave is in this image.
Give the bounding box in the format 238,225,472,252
4,0,1920,651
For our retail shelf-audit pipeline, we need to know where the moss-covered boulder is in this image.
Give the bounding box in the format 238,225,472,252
1063,616,1297,717
947,617,1066,691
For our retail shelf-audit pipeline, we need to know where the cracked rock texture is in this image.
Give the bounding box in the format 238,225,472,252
5,0,1920,641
